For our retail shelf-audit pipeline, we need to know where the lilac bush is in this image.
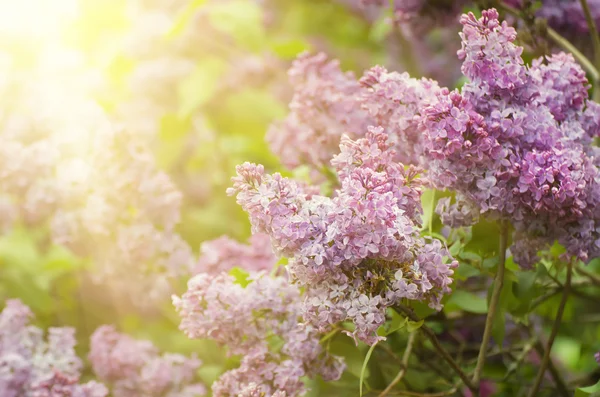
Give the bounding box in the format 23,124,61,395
4,1,600,396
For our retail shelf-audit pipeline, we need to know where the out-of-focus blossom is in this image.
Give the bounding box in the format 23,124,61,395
0,299,108,397
89,325,205,397
194,233,276,275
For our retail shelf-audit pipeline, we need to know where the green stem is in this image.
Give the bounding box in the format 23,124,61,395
575,264,600,287
527,260,573,397
472,219,508,387
379,332,416,396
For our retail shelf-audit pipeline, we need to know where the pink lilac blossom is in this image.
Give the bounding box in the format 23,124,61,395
89,325,205,397
0,67,195,307
595,351,600,364
229,128,457,345
266,52,371,171
194,233,276,275
420,9,600,267
267,52,440,174
173,272,345,397
0,299,108,397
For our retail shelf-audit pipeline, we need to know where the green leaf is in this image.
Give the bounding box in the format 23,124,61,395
177,57,225,118
448,290,488,314
449,240,462,257
553,337,581,370
513,271,537,299
576,380,600,397
269,38,311,59
228,267,251,287
458,251,482,263
206,1,265,51
407,319,424,332
166,0,207,38
386,309,408,335
359,341,378,396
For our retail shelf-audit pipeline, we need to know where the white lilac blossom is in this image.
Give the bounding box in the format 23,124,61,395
229,128,457,345
88,325,205,397
173,272,345,397
0,299,108,397
420,9,600,267
194,233,276,275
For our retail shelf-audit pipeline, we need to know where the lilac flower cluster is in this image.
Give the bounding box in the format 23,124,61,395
193,233,276,275
267,52,440,175
173,272,345,397
89,325,205,397
0,299,108,397
0,69,195,306
229,128,457,345
420,9,600,267
359,65,440,164
360,0,466,30
506,0,600,34
266,52,371,171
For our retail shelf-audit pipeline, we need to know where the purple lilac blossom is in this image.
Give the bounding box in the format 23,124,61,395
420,9,600,268
266,52,371,171
88,325,205,397
0,299,108,397
267,52,440,175
193,233,276,275
173,272,345,397
229,128,457,345
506,0,600,33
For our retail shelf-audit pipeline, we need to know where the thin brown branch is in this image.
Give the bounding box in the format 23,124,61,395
379,332,417,396
527,260,573,397
394,305,476,392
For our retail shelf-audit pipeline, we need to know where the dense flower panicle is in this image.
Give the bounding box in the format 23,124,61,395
89,325,205,397
421,9,600,267
266,52,371,170
267,53,442,174
0,300,108,397
194,233,276,275
359,66,440,164
173,272,344,397
230,128,457,344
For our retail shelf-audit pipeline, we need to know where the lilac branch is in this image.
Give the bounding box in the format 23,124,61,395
527,260,573,397
472,219,508,387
